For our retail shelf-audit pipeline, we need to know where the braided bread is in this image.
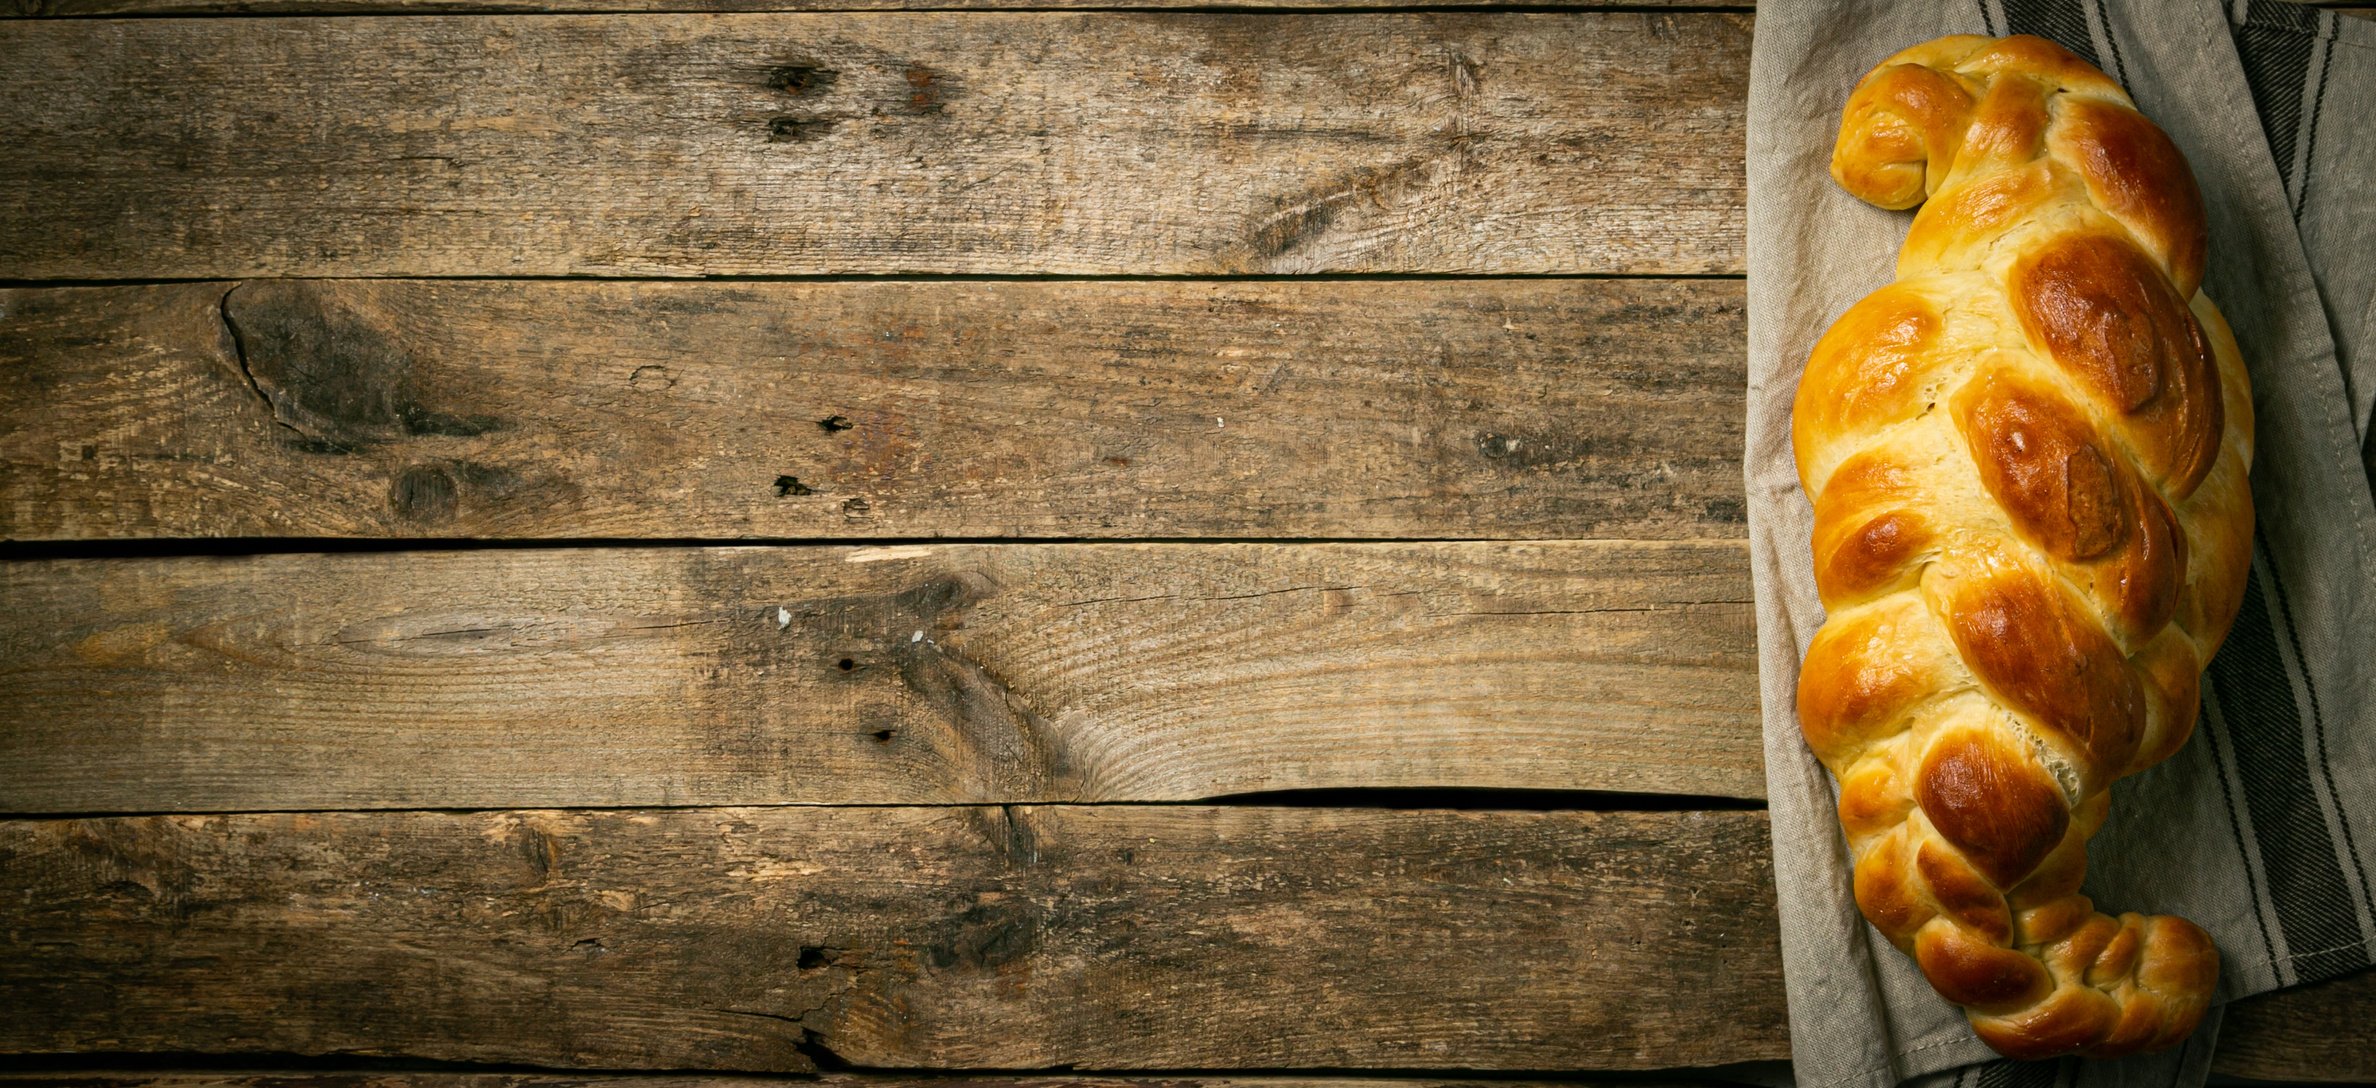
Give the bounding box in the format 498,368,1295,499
1794,35,2255,1059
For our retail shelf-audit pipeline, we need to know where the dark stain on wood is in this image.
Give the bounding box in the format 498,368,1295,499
222,282,503,452
517,822,563,881
924,897,1045,972
389,461,526,524
895,638,1073,797
770,62,841,96
1246,154,1447,263
901,64,952,113
1250,199,1337,260
749,568,1076,800
391,464,462,523
769,115,839,142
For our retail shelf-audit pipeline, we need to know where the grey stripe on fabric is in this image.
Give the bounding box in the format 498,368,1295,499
1968,1059,2064,1088
2195,684,2287,975
2297,30,2335,220
2234,0,2320,203
2001,0,2101,68
2204,546,2375,983
2242,0,2319,34
2262,536,2376,927
2090,0,2130,86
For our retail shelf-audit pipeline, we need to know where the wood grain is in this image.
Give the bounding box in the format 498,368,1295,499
0,13,1747,278
6,0,1740,12
0,814,2366,1077
14,0,2364,14
0,1078,1719,1088
0,806,1788,1070
0,278,1748,541
2217,967,2376,1081
0,541,1763,812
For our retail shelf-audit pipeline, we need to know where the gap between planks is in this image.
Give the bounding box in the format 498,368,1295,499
0,788,1776,821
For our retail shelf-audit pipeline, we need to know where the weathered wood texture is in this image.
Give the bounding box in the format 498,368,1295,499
0,1079,1717,1088
2217,967,2376,1080
6,0,1738,12
0,13,1747,279
0,806,1788,1070
1,813,2367,1078
0,541,1762,812
9,0,2366,16
0,279,1747,541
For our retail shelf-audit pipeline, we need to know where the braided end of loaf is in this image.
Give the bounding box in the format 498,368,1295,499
1797,35,2255,1060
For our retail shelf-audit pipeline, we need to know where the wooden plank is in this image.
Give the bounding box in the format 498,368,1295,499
0,278,1748,541
0,541,1764,812
1,814,2368,1077
0,13,1748,279
0,806,1788,1070
17,0,2366,15
2218,967,2376,1081
5,1075,1741,1088
5,0,1739,12
14,0,2371,14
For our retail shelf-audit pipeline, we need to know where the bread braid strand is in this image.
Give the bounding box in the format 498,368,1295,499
1795,34,2255,1060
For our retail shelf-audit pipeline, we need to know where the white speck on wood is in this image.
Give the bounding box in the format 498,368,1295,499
846,546,936,564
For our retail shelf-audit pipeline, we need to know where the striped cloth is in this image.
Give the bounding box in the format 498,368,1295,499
1743,1,2376,1085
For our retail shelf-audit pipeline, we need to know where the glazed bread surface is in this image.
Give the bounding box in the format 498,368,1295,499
1794,34,2255,1059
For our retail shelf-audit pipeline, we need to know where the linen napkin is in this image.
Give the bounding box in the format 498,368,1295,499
1743,2,2376,1085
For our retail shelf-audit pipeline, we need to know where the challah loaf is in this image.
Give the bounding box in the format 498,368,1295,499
1794,34,2255,1059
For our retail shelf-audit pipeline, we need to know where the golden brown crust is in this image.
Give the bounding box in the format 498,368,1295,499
2008,233,2223,495
1799,34,2252,1060
1916,728,2071,889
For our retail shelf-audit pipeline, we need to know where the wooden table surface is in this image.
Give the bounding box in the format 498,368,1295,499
2,0,2372,1083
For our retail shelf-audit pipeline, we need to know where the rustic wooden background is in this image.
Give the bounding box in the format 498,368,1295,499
3,0,2372,1083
